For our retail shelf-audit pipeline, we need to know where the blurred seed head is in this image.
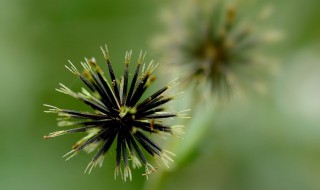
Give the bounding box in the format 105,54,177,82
152,0,282,98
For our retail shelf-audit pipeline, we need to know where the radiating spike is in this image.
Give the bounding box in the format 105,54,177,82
119,77,124,105
122,51,130,104
142,163,157,179
84,161,95,174
43,104,60,113
65,61,80,75
44,47,187,181
81,61,91,71
101,44,110,60
171,125,185,137
126,60,141,104
63,150,78,161
123,166,132,182
44,130,66,139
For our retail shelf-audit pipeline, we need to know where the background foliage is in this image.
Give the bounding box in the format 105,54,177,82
0,0,319,189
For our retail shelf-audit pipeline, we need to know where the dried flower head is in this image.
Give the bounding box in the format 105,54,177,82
44,46,186,181
153,0,281,96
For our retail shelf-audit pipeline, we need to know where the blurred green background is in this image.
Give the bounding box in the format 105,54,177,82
0,0,319,190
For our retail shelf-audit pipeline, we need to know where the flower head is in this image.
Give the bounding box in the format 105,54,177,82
44,46,186,181
153,0,280,96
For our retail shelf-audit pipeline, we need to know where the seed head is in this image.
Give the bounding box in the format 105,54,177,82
153,0,280,96
44,46,186,181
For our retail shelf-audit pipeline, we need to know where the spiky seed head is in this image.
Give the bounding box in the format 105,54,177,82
44,46,187,181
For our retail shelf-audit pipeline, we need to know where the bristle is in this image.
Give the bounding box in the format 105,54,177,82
65,61,80,75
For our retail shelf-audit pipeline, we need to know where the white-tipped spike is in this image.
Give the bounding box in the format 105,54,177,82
43,104,59,109
177,109,191,119
114,166,123,180
161,158,169,168
150,62,159,73
158,150,175,168
137,50,146,65
171,91,185,100
101,46,106,58
143,163,157,179
177,109,191,113
142,61,147,75
125,50,132,65
65,60,80,75
84,57,89,65
56,83,69,93
57,121,75,127
142,51,147,61
97,155,105,168
167,77,180,87
90,57,96,64
131,155,142,169
56,83,78,98
100,44,110,60
43,104,60,113
80,89,103,106
171,125,185,137
146,60,154,73
84,155,104,174
81,87,91,97
43,130,67,139
84,161,94,174
63,150,78,161
137,50,142,64
83,141,100,153
162,153,174,163
123,167,132,182
164,150,176,157
81,61,91,71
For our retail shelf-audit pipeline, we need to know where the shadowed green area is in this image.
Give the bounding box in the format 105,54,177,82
0,0,319,190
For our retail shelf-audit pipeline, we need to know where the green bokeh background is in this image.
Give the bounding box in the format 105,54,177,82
0,0,319,189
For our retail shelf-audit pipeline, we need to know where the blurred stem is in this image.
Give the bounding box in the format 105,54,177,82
143,95,215,190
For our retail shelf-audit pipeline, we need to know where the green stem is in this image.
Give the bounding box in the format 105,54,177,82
143,93,216,189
